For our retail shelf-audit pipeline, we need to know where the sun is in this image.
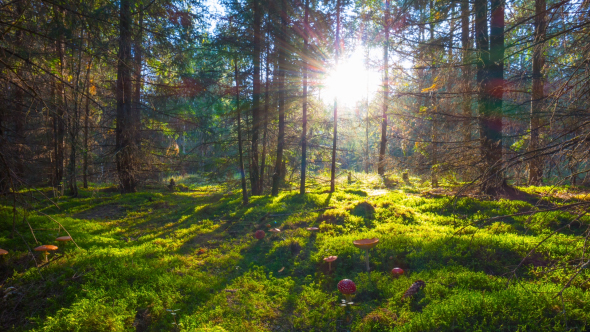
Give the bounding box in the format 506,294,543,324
321,47,381,106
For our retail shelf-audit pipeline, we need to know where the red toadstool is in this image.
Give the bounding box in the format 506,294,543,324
391,267,404,278
337,279,356,302
34,245,58,263
254,230,265,240
323,256,337,272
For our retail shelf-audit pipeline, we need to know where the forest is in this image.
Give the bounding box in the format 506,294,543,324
1,0,590,330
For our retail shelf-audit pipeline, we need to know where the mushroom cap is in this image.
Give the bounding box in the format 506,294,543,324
55,236,72,242
323,256,338,263
391,267,404,276
337,279,356,294
34,245,58,252
269,228,281,233
0,249,7,255
306,227,319,231
254,230,265,240
353,238,379,250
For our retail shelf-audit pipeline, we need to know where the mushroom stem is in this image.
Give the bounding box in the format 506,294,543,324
44,251,49,263
345,294,352,302
364,248,370,272
328,261,332,271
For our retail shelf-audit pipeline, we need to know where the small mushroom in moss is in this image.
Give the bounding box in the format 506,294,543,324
391,267,404,278
254,230,265,240
0,248,7,263
337,279,356,303
55,236,72,250
353,238,379,272
305,227,319,232
34,245,58,263
323,256,337,272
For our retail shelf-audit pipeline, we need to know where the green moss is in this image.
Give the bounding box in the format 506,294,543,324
1,179,589,331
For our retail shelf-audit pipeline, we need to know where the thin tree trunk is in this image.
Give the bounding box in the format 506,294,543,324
68,39,84,197
429,0,438,188
461,0,471,144
366,49,370,174
116,0,136,193
250,0,262,195
330,0,341,192
528,0,546,185
272,0,288,196
260,29,272,193
83,83,90,188
235,60,249,205
300,0,309,195
378,0,389,177
54,6,65,192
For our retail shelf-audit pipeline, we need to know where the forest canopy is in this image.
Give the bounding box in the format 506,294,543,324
1,0,589,197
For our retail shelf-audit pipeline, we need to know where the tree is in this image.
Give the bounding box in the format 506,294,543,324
527,0,546,185
377,0,390,176
116,0,138,193
300,0,310,194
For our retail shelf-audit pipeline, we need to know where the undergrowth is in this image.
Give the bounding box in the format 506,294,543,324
1,173,590,331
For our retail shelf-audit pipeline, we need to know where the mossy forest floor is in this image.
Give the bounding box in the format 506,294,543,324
2,174,590,331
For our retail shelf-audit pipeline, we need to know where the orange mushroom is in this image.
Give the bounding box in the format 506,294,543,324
0,249,7,262
55,236,72,242
323,255,337,271
353,238,379,272
34,245,58,263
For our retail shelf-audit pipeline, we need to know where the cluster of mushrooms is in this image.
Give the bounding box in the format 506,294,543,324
253,227,406,304
0,235,73,264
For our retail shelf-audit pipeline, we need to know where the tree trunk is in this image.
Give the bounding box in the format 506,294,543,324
378,0,389,177
83,83,90,189
461,0,472,144
330,0,341,192
235,60,249,205
53,6,65,192
250,0,262,195
260,27,272,193
527,0,546,186
116,0,137,193
134,5,143,152
481,0,504,193
272,0,288,196
300,0,309,195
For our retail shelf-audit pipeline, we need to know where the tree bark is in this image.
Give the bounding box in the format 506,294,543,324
330,0,341,192
53,5,66,192
527,0,546,186
235,60,249,205
250,0,262,195
461,0,472,144
116,0,137,193
271,0,288,196
260,25,272,193
378,0,389,177
482,0,504,193
299,0,309,195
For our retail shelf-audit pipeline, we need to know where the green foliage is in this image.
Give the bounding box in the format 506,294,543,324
1,183,590,331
